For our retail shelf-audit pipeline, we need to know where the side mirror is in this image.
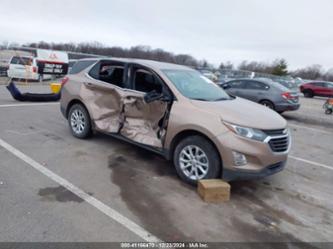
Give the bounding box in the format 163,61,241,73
144,90,170,103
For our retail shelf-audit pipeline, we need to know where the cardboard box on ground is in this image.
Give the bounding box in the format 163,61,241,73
198,179,230,203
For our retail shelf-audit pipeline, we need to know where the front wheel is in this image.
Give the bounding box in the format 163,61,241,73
173,136,221,185
68,104,92,139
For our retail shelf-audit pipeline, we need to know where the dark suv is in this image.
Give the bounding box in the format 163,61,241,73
300,82,333,98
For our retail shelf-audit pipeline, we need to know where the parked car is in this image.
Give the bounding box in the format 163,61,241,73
300,81,333,98
220,78,300,113
7,56,51,81
274,78,298,92
60,58,290,184
198,69,218,82
0,65,8,77
294,77,304,86
216,75,232,85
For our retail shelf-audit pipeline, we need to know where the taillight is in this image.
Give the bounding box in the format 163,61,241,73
61,77,69,87
32,66,37,73
282,92,296,100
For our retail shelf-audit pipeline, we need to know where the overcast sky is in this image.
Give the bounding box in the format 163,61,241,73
0,0,332,69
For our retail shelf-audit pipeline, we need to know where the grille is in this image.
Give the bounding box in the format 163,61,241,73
264,129,285,136
269,136,289,152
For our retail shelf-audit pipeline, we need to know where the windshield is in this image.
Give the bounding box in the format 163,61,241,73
163,69,231,101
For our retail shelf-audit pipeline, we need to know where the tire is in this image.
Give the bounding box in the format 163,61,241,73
325,109,333,115
173,135,221,185
260,100,275,110
303,90,314,98
68,104,92,139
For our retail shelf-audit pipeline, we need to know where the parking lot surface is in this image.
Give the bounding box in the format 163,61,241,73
0,82,332,243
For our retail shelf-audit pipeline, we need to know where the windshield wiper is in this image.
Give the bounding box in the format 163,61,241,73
192,97,230,101
213,97,229,101
191,98,208,101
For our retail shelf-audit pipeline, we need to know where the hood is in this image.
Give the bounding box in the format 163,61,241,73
190,97,287,130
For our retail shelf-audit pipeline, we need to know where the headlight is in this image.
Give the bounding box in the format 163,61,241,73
223,122,267,142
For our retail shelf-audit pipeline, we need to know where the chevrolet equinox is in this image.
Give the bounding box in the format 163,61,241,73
60,58,290,184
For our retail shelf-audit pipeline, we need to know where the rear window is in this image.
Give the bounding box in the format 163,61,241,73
10,57,32,65
69,60,97,74
312,82,326,87
275,80,297,90
68,61,77,67
88,60,126,88
273,82,289,91
326,82,333,88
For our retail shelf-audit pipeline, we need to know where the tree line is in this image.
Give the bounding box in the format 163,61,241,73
5,41,202,68
1,41,332,81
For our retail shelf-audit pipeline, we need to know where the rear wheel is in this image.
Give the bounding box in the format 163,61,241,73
260,100,275,110
68,104,92,139
303,90,314,98
173,136,221,185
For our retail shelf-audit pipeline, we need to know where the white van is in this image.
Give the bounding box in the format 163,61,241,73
7,56,51,81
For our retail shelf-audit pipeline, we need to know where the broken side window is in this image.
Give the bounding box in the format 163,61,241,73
89,61,126,88
133,69,163,93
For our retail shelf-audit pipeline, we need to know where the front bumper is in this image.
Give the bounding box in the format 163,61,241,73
223,160,287,181
212,130,289,181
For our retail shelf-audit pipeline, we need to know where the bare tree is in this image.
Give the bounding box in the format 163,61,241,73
291,64,323,80
219,61,234,70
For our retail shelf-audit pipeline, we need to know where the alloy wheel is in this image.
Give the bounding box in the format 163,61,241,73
70,109,86,134
179,145,209,180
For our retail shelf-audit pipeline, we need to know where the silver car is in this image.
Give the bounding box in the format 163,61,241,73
221,78,300,113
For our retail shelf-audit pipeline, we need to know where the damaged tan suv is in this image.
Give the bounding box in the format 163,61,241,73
60,58,290,184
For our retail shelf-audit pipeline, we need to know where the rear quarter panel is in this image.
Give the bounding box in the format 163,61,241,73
60,74,84,117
